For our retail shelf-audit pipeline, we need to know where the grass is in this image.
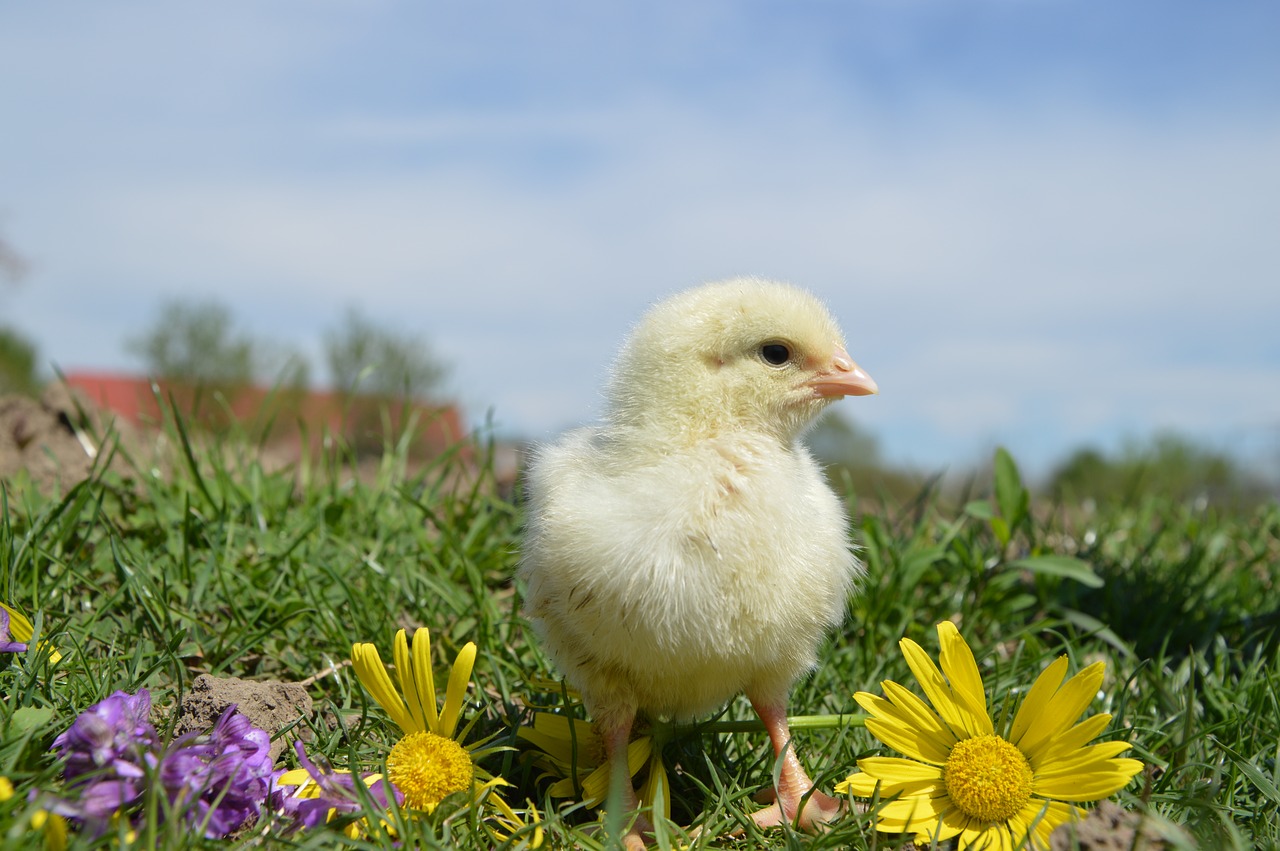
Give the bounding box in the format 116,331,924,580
1,414,1278,850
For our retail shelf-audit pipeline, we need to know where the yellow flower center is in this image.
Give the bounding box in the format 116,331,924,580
386,731,474,810
943,734,1033,824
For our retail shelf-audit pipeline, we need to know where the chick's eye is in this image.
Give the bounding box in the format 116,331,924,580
760,343,791,366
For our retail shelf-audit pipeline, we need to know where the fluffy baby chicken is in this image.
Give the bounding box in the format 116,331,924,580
520,278,877,845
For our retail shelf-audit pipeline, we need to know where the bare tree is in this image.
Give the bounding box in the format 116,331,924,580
126,298,311,433
323,307,450,458
324,307,447,401
127,299,256,386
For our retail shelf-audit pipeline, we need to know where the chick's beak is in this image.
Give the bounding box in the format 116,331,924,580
807,347,879,398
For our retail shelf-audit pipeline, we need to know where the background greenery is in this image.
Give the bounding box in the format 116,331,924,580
1,408,1277,849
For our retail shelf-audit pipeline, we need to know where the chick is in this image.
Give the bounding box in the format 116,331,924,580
519,277,877,845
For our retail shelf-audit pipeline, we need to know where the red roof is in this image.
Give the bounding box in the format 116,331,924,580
63,371,466,459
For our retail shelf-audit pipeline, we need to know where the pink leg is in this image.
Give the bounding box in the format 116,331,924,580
600,710,652,851
747,695,845,831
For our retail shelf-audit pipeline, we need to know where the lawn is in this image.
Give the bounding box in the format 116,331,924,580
1,414,1277,849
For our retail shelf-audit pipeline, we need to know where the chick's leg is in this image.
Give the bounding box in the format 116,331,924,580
747,695,845,831
600,709,652,851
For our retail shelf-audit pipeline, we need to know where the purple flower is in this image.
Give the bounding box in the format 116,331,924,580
50,689,274,838
270,741,403,832
1,606,29,653
160,705,275,836
52,688,159,822
48,690,158,828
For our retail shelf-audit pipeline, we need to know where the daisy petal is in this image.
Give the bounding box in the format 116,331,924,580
838,774,944,801
441,641,477,739
0,604,57,662
1033,759,1144,800
577,737,651,805
954,822,1004,851
622,737,653,780
1024,799,1085,849
930,807,972,843
1027,713,1112,770
838,759,945,800
1018,661,1105,755
352,641,414,732
900,636,973,741
391,630,424,733
876,791,950,828
535,712,597,741
637,744,670,819
856,689,954,757
866,717,954,765
516,729,569,766
880,681,958,748
1006,811,1036,850
1010,655,1069,747
835,772,879,797
518,731,586,769
937,622,993,737
517,715,598,766
857,756,946,784
547,775,583,799
852,690,888,718
409,628,441,732
1,603,32,643
1032,740,1134,782
274,767,313,786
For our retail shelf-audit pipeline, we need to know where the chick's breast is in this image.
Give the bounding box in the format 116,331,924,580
520,426,858,721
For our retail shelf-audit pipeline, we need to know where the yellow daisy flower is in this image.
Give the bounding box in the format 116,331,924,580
351,627,502,813
518,712,669,819
837,622,1143,850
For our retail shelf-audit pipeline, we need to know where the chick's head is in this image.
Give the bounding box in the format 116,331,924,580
606,278,877,445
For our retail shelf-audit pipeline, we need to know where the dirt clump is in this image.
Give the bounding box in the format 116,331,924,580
0,384,153,495
1051,801,1181,850
175,674,313,763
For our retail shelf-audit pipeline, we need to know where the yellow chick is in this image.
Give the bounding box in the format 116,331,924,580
519,277,877,846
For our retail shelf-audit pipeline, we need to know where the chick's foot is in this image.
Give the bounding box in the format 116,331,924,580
746,694,847,831
620,820,652,851
748,785,845,831
599,711,656,850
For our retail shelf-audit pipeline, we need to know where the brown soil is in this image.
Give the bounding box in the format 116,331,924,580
0,384,155,496
174,674,314,764
1051,800,1183,849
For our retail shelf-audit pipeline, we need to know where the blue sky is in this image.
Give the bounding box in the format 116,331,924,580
2,1,1278,476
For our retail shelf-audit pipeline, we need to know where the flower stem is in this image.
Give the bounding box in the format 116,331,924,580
675,714,866,736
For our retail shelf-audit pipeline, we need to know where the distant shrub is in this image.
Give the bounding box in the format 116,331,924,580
1048,432,1273,508
0,325,39,396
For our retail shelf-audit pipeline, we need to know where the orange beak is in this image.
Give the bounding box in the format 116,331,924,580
806,347,879,398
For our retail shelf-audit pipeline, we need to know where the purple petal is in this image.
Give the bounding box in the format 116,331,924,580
157,706,274,837
0,606,26,652
54,690,160,784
